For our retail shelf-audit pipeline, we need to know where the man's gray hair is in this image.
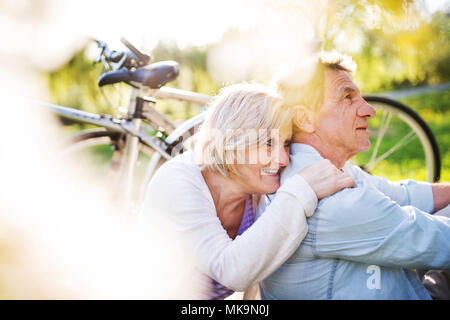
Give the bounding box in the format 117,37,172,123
273,50,357,111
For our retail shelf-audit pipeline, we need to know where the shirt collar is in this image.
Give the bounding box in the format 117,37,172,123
290,143,323,158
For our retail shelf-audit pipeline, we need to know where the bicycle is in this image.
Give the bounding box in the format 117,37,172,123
42,38,441,215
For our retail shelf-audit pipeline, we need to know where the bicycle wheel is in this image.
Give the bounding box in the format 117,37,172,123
353,96,441,182
61,127,162,209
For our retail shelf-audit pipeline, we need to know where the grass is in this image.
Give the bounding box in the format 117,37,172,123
401,90,450,182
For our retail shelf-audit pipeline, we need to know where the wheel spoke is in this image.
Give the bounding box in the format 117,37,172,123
368,110,392,169
366,130,418,171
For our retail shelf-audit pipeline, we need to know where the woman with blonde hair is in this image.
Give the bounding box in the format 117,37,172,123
141,83,355,299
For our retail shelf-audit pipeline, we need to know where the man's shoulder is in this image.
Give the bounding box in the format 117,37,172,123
280,147,323,184
316,179,390,219
307,181,401,244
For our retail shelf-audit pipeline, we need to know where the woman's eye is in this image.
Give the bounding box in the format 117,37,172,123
266,139,290,148
345,94,352,100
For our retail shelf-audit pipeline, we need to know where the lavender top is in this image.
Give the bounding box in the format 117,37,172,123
208,196,256,300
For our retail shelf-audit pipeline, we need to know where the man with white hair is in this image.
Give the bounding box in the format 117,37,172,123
259,52,450,300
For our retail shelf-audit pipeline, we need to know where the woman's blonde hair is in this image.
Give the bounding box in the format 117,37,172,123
193,83,293,177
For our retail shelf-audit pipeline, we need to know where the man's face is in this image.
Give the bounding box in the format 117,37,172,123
313,68,376,159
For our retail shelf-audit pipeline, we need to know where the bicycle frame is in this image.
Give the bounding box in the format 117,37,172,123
42,86,211,154
42,85,212,213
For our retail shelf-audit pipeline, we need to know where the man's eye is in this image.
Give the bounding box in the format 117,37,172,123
345,94,352,100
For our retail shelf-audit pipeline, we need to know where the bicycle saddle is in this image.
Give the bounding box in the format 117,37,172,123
98,61,180,88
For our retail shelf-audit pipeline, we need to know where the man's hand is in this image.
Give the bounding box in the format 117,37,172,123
432,183,450,212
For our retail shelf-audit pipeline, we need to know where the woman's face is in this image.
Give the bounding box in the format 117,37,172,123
234,122,293,195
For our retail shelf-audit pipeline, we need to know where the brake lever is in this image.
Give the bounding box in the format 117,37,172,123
95,45,105,64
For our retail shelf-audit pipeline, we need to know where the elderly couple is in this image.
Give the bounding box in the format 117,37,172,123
141,51,450,300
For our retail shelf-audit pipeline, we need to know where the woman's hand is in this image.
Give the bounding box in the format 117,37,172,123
298,159,356,200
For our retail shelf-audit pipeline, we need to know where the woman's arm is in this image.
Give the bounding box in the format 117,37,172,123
142,161,312,291
141,158,353,292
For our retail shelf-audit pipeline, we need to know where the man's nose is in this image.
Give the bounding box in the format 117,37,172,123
357,99,376,118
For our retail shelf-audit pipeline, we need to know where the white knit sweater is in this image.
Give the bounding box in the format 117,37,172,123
140,150,317,292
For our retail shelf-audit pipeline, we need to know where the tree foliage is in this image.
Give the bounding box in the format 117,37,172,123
46,1,449,118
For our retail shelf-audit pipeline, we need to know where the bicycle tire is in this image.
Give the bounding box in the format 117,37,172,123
64,127,159,158
358,95,441,182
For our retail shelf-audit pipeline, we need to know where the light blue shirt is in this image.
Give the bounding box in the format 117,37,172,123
260,143,450,300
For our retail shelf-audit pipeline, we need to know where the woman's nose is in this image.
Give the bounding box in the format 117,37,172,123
278,147,290,168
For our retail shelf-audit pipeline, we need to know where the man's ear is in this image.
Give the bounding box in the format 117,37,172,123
293,105,315,133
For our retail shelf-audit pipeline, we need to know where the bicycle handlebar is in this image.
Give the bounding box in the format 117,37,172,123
95,40,122,63
95,38,152,70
